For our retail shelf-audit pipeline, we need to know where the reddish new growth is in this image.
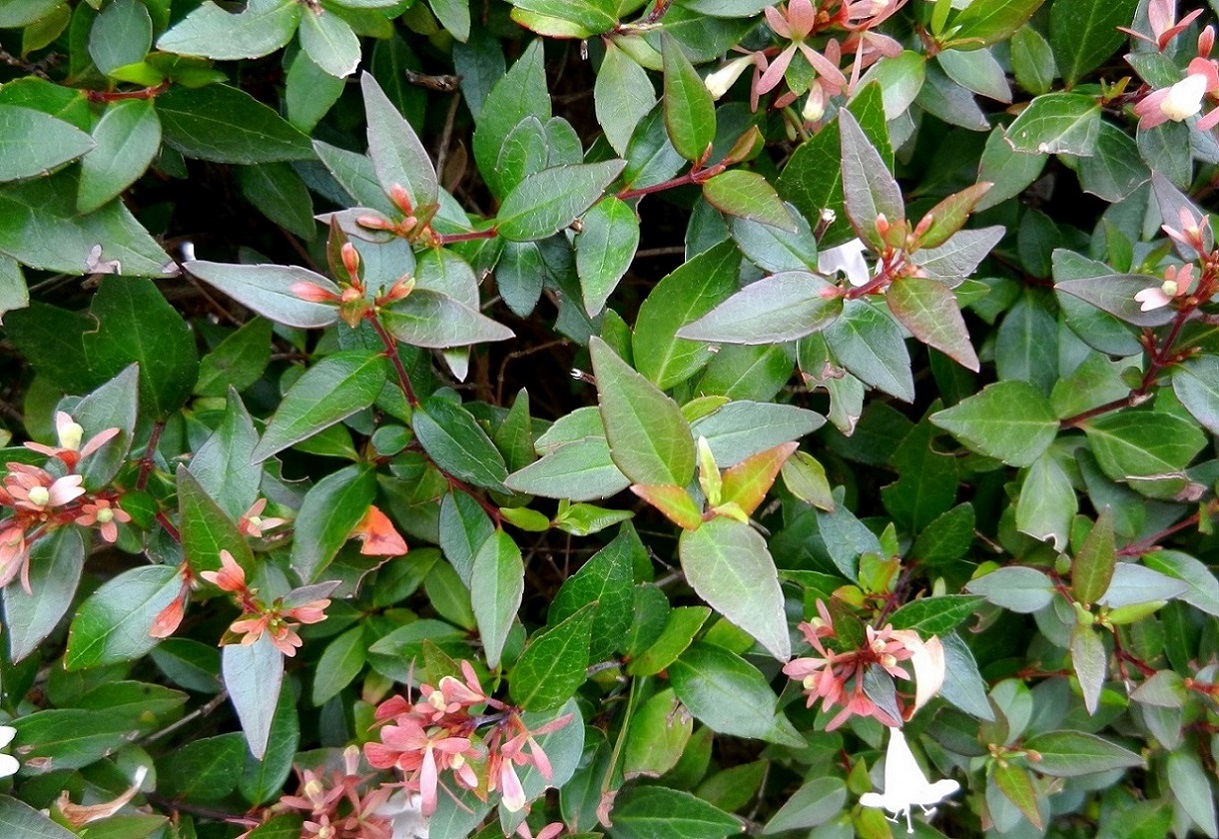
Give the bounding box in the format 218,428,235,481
0,412,130,592
365,661,571,818
291,241,414,329
783,600,944,730
199,549,332,656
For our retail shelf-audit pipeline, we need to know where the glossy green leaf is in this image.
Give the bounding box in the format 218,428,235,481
510,0,616,35
549,529,635,661
380,289,514,348
888,594,982,636
3,529,85,662
1021,730,1142,776
669,642,799,745
763,778,847,833
64,564,180,670
824,299,914,402
627,605,710,677
622,687,693,779
661,32,716,161
510,603,595,711
178,466,256,576
1071,508,1116,606
186,261,339,329
1082,408,1206,484
223,634,283,760
591,336,695,486
702,170,796,232
313,625,366,705
0,0,68,28
1172,355,1219,435
609,784,741,839
472,40,551,199
635,240,740,387
677,270,841,346
576,195,639,316
470,529,524,668
595,41,656,155
887,276,980,371
931,380,1058,466
413,396,510,492
240,682,299,805
159,733,247,800
237,162,316,240
496,161,624,242
362,71,437,208
966,566,1056,613
1006,93,1101,156
0,104,94,183
838,109,902,248
1049,0,1138,85
505,437,631,501
252,351,390,462
291,465,376,582
157,0,300,60
157,84,313,163
77,99,161,213
947,0,1046,49
299,9,359,78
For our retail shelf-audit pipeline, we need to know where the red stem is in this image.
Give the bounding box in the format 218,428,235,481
136,421,165,491
368,315,420,407
436,228,497,245
85,81,169,102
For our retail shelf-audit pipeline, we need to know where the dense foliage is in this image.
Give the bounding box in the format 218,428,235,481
1,0,1219,837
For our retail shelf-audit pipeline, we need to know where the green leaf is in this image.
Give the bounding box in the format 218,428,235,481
380,289,515,348
286,50,345,131
159,733,246,800
157,0,300,60
824,299,914,403
0,0,68,28
430,0,471,40
661,32,716,161
966,566,1056,613
90,0,152,76
413,396,510,492
947,0,1046,49
506,437,630,502
1172,355,1219,435
977,125,1048,210
64,564,180,670
0,170,173,276
635,240,740,387
74,363,140,490
677,271,842,346
470,529,524,668
0,795,73,834
608,786,741,839
1142,551,1219,617
691,401,824,468
190,390,261,520
239,683,299,805
627,605,710,677
0,104,94,183
82,277,198,418
178,465,256,577
186,261,339,329
237,162,316,240
1017,448,1076,550
1070,622,1106,714
510,0,616,36
1167,751,1219,837
438,491,494,586
77,99,161,213
838,109,902,248
623,688,694,779
223,634,283,760
678,518,789,660
931,380,1058,466
1049,0,1138,85
1021,730,1142,777
669,642,795,744
252,351,390,462
157,84,313,163
510,603,595,711
992,763,1043,830
702,170,796,232
549,529,634,661
496,161,625,242
1082,407,1206,485
299,9,359,78
591,336,695,486
1006,93,1101,156
291,465,376,582
888,594,982,636
362,71,438,209
1071,508,1116,606
313,625,366,705
472,40,550,199
595,41,656,155
763,778,847,833
575,195,639,315
195,319,273,398
3,529,84,662
887,276,980,371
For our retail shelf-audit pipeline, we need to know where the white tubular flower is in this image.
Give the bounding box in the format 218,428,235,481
704,56,753,99
860,727,960,834
379,791,430,839
0,725,18,778
1161,73,1208,121
818,237,871,286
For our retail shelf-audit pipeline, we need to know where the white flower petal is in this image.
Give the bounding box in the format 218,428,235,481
817,238,871,287
0,725,15,749
0,753,19,778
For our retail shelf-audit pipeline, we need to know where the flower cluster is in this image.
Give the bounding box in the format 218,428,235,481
705,0,907,122
1135,206,1217,311
0,412,130,591
258,746,402,839
1129,2,1219,130
782,600,945,730
292,240,414,329
364,661,569,818
202,549,333,656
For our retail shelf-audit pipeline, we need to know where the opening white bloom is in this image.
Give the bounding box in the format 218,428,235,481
1161,73,1208,122
818,237,871,287
860,727,959,834
379,790,430,839
0,725,19,779
1134,286,1173,312
704,56,753,100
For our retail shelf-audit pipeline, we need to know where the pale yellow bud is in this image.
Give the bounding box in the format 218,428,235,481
1161,73,1208,121
97,507,115,524
27,486,49,508
59,420,84,452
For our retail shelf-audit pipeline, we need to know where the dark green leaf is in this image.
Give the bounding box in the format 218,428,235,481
948,0,1046,49
763,778,847,833
669,642,797,744
362,71,438,209
496,161,625,242
223,634,283,760
0,104,94,183
838,109,902,249
64,564,180,670
887,276,979,371
1022,730,1142,777
178,465,256,576
3,529,85,662
414,396,509,492
77,99,161,214
185,390,260,520
888,595,982,636
549,529,634,661
1049,0,1138,85
661,33,716,161
824,299,914,402
157,84,313,163
1071,508,1116,606
931,380,1058,466
608,785,741,839
299,9,359,78
252,351,390,462
156,0,300,60
510,603,595,711
627,605,710,676
195,318,273,397
1006,93,1101,156
313,625,366,705
472,40,550,199
576,195,639,316
702,170,796,232
291,465,376,582
237,162,316,240
159,733,247,800
470,529,523,668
